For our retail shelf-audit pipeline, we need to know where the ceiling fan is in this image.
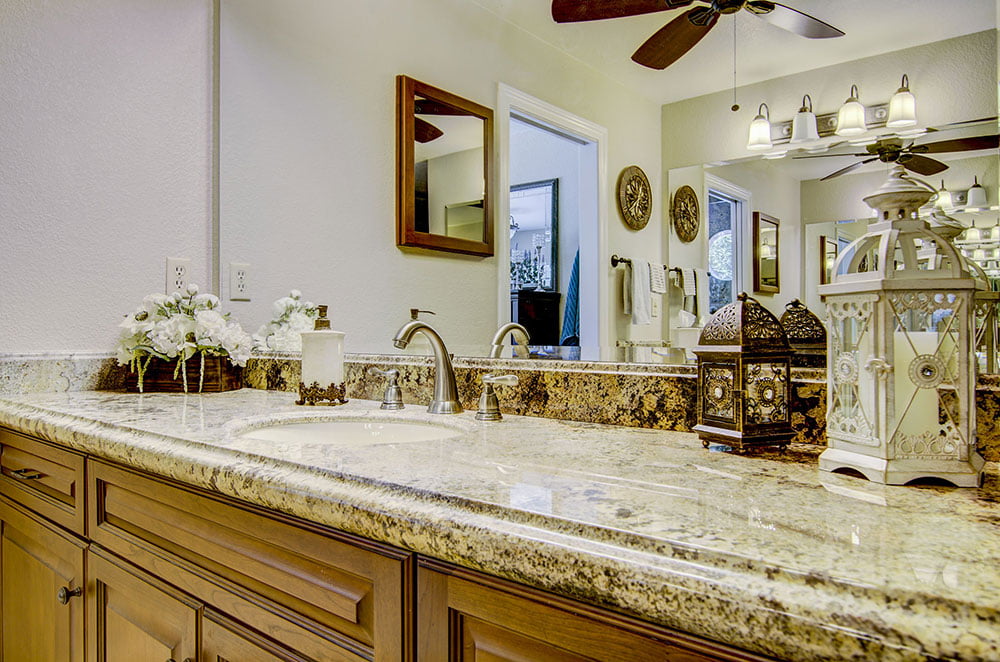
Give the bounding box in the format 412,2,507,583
551,0,844,70
792,134,1000,181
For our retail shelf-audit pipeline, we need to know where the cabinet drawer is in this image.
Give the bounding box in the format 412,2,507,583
0,428,85,535
88,460,409,662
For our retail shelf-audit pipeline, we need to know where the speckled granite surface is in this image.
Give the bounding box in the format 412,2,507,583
0,389,997,661
0,352,126,394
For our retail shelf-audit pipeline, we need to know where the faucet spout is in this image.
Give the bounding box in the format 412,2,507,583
391,320,462,414
489,323,531,358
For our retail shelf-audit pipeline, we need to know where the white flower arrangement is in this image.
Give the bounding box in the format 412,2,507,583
117,284,253,392
253,290,318,352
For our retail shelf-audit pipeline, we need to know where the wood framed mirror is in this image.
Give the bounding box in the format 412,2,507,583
752,211,779,293
396,75,494,256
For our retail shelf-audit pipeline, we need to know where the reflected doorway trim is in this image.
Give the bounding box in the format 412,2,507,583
703,174,752,302
497,84,610,360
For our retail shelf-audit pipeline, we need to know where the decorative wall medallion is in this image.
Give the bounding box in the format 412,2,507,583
671,185,700,243
616,165,652,230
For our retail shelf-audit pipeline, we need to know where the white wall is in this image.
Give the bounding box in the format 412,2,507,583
0,0,214,353
427,147,485,236
220,0,663,357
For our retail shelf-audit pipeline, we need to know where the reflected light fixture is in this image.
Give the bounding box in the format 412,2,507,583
967,176,988,209
935,180,953,210
887,74,917,128
747,103,773,151
990,217,1000,242
835,84,867,137
790,95,819,144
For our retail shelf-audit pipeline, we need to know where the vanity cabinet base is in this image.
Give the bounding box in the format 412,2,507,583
417,557,774,661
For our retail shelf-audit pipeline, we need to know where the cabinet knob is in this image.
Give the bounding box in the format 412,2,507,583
56,586,82,604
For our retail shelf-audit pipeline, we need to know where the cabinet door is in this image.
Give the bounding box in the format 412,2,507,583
88,547,199,662
418,559,772,662
0,495,85,662
202,609,310,662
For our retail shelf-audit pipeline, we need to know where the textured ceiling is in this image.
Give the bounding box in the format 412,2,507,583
469,0,997,105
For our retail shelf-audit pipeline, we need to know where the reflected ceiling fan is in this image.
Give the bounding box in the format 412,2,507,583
793,134,1000,181
413,98,469,143
551,0,844,70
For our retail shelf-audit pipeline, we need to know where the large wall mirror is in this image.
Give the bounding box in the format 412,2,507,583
396,75,494,256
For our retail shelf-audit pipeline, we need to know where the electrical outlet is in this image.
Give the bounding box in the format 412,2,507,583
166,257,191,294
230,262,251,301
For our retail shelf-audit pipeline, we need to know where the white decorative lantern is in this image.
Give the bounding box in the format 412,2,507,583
818,165,985,487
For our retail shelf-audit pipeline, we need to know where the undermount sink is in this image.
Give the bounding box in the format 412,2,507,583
236,419,463,447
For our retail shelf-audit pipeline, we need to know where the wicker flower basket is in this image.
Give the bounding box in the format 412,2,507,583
125,355,243,393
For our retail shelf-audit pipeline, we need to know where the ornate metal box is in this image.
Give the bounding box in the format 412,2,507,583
818,166,985,487
693,293,794,453
779,299,827,367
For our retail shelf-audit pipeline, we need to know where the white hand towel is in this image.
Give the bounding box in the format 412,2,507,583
694,267,710,325
622,264,632,315
681,268,697,296
648,263,667,294
630,261,652,326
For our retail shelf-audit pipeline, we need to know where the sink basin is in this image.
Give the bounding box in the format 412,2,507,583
236,419,462,447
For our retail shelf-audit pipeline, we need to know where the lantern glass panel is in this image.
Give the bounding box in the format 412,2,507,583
827,296,878,444
887,292,967,458
743,361,789,424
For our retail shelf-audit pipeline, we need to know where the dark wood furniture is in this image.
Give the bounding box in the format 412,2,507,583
511,289,562,346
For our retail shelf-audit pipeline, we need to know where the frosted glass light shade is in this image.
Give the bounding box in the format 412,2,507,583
835,85,867,137
973,248,987,261
887,75,917,128
967,176,988,209
990,224,1000,242
935,182,953,210
747,103,772,151
790,95,819,144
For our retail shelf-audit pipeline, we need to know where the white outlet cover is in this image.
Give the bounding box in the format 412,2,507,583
230,262,250,301
166,257,191,294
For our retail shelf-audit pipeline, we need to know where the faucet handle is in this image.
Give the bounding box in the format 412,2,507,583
476,374,519,421
367,367,404,410
482,373,519,387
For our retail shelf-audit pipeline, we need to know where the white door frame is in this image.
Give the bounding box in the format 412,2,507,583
496,84,610,360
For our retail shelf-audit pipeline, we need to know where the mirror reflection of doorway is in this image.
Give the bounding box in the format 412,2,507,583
508,116,597,359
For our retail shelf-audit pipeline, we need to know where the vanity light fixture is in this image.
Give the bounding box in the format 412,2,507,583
746,103,773,151
935,180,953,210
835,84,867,137
886,74,917,128
789,95,819,144
966,176,988,210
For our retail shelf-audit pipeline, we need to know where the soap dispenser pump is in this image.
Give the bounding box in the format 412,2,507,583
296,305,348,406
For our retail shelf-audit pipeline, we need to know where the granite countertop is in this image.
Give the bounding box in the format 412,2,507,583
0,389,997,661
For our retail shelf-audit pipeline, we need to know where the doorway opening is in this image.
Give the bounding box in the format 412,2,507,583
498,85,607,361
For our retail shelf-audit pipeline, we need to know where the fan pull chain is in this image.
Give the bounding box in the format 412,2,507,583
731,16,739,112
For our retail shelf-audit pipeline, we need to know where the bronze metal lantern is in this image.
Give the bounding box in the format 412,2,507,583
779,299,827,367
693,293,794,453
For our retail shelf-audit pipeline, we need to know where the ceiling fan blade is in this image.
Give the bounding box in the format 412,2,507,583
414,99,467,116
792,152,869,159
631,7,718,69
898,153,948,176
915,134,999,154
414,117,444,143
552,0,689,23
750,2,844,39
821,157,878,181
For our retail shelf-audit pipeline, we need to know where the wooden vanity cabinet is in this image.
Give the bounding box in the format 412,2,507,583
0,495,86,662
417,558,772,662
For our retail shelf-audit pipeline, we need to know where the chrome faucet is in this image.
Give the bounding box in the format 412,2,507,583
489,323,530,359
392,320,462,414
